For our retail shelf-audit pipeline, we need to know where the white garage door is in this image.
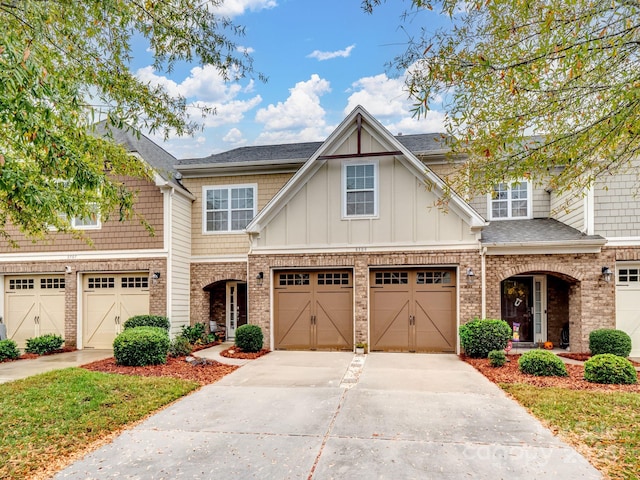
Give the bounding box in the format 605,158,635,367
616,265,640,357
83,273,150,349
4,276,66,348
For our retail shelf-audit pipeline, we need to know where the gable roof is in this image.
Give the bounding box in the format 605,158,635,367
246,105,486,234
92,121,190,194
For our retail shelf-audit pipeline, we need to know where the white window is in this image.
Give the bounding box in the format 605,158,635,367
343,161,378,217
56,204,101,230
203,184,257,233
488,181,531,219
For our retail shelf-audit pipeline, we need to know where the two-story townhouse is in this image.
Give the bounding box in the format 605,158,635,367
179,105,639,355
0,122,194,349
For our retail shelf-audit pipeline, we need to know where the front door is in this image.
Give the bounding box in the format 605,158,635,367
501,276,546,344
226,281,248,340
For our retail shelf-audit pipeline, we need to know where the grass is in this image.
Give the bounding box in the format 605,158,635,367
502,384,640,480
0,367,199,480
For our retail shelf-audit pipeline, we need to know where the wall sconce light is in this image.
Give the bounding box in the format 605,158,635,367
466,267,475,285
65,266,72,274
601,266,613,283
152,272,161,280
256,271,264,286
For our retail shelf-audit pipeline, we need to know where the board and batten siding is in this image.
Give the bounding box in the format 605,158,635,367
255,155,477,249
168,191,193,337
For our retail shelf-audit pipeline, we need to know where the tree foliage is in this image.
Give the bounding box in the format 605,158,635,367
364,0,640,198
0,0,256,242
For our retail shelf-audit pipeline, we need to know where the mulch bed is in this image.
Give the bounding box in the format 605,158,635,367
219,346,270,360
558,351,640,366
81,356,239,385
463,354,640,392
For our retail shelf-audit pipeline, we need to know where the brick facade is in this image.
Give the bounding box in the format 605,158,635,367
189,262,247,326
247,250,481,349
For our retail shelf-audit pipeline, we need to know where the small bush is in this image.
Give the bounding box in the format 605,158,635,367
0,339,20,361
459,318,511,358
113,327,170,366
589,329,632,358
25,334,64,355
235,324,263,353
584,354,638,385
180,322,207,344
488,349,507,367
168,335,193,357
123,315,170,331
518,350,568,377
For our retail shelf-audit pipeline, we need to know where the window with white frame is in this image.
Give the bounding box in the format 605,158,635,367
344,162,377,217
489,181,531,219
56,204,101,230
203,184,256,233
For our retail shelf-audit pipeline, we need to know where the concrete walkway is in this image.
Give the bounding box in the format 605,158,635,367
0,349,113,384
54,352,602,479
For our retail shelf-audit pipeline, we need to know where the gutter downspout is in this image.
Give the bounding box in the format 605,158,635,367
481,246,487,318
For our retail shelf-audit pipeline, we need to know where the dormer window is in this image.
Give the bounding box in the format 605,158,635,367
489,181,531,220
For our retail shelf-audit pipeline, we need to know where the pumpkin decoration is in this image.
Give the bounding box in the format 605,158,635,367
543,341,553,350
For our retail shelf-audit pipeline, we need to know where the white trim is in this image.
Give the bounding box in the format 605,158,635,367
164,188,173,323
250,242,480,255
603,237,640,246
585,186,595,235
190,254,248,263
202,183,258,234
533,275,547,344
342,159,379,219
483,241,605,255
487,181,532,220
0,249,168,262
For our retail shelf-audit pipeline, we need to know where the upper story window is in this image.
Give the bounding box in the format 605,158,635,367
488,181,531,220
55,204,101,230
344,161,378,217
203,184,257,233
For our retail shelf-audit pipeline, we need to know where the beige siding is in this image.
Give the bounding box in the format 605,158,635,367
550,188,585,231
468,184,550,220
256,155,477,250
594,164,640,237
169,192,193,336
0,177,164,252
183,173,293,256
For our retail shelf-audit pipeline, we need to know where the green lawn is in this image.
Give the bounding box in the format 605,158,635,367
503,384,640,480
0,368,199,480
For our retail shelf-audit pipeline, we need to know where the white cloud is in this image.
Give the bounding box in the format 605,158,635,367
255,74,331,135
213,0,277,17
345,72,447,134
307,44,356,61
222,128,246,146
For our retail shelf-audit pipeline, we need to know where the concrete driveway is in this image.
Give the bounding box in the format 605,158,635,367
54,352,601,479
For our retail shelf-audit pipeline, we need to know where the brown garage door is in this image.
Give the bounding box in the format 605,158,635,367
370,269,456,352
274,271,353,350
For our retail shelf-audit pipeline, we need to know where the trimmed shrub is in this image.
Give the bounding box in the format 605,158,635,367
123,315,170,332
180,322,207,344
518,350,568,377
459,318,511,358
168,335,193,357
584,354,638,385
235,324,263,353
0,339,20,361
25,334,64,355
488,349,507,367
113,326,170,366
589,329,632,358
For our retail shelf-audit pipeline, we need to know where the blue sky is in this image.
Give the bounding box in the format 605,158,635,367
134,0,449,159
